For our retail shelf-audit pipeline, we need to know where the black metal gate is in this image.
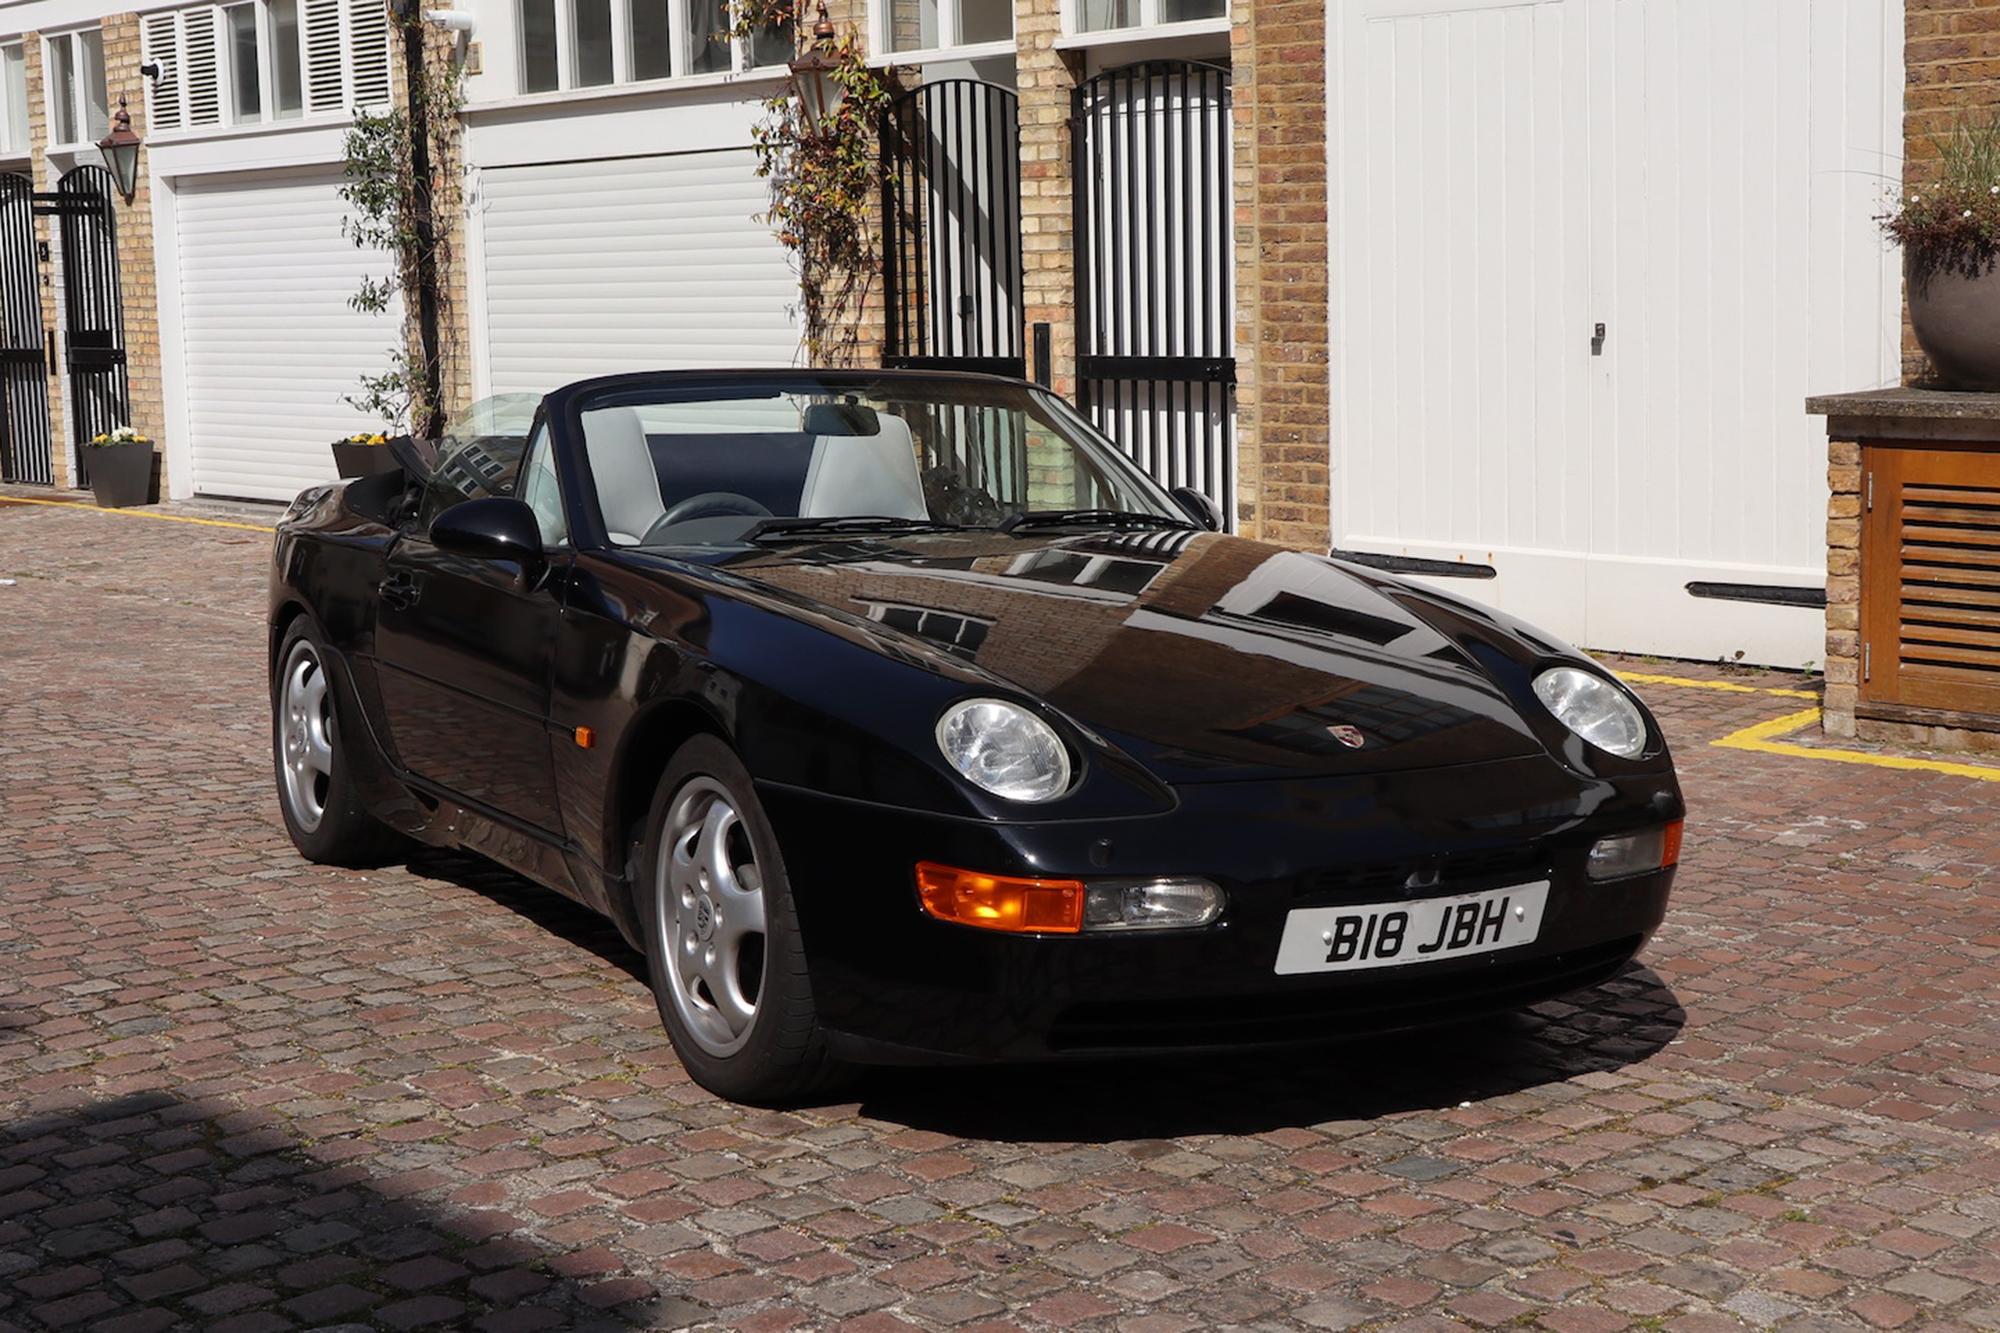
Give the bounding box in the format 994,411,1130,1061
1073,61,1234,522
51,167,130,479
0,172,51,485
881,80,1024,378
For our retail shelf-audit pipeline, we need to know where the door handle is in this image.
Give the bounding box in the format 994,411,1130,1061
377,572,420,610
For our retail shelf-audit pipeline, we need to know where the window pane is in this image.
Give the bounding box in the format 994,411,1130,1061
227,5,262,122
47,37,76,144
886,0,938,52
521,0,560,91
1158,0,1223,19
2,46,27,155
271,0,304,117
684,0,729,74
958,0,1009,45
574,0,613,85
78,29,108,142
629,0,671,79
1077,0,1133,30
747,11,792,68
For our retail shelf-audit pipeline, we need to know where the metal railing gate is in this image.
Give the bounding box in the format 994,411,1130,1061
880,80,1025,379
51,167,131,482
0,173,51,485
1073,61,1235,525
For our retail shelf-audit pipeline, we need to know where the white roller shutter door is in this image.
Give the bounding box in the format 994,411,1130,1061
478,149,800,395
177,167,401,502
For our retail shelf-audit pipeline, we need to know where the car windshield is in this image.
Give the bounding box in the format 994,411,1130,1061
568,375,1190,547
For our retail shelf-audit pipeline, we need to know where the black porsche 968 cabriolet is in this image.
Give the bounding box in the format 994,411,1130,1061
270,370,1683,1103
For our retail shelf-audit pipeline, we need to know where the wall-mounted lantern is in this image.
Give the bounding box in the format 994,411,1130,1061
787,1,844,139
96,98,142,203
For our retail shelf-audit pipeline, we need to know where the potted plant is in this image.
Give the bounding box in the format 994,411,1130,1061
331,431,401,478
84,426,156,508
1882,111,2000,389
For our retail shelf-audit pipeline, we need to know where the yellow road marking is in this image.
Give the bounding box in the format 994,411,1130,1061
1712,706,2000,780
1618,674,2000,781
1617,670,1818,700
0,494,274,533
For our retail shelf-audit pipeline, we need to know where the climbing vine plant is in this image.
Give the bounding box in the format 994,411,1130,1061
339,16,464,437
736,3,891,365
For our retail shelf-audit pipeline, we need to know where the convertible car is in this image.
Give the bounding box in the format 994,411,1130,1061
270,370,1683,1103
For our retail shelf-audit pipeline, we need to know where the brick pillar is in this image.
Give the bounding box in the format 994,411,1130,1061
1016,0,1081,397
103,15,165,477
1823,436,1862,736
416,24,474,420
1900,0,2000,385
1232,0,1328,546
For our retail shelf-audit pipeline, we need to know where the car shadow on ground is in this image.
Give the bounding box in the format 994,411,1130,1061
856,965,1684,1141
0,1090,666,1332
408,848,651,986
413,850,1686,1139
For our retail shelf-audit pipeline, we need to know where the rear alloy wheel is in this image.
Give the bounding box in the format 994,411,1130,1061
272,621,403,866
639,735,842,1104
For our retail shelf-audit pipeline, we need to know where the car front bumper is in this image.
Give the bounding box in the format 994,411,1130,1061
758,753,1681,1065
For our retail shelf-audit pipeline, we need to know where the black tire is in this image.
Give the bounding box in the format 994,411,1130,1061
272,620,405,867
637,735,845,1104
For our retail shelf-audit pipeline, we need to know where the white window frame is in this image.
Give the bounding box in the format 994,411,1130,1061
0,43,29,157
44,28,110,150
220,0,307,124
518,0,793,92
869,0,1014,62
1060,0,1229,40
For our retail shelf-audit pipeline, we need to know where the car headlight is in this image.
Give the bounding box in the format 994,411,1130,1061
936,698,1073,802
1532,667,1649,758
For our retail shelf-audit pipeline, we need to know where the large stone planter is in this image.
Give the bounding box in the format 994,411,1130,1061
85,442,156,508
1907,252,2000,390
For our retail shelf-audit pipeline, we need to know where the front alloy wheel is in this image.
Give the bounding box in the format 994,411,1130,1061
639,736,841,1104
658,775,768,1056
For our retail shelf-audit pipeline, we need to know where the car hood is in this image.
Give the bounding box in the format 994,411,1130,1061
706,529,1548,783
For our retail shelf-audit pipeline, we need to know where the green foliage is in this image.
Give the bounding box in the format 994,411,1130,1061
736,2,890,364
338,29,464,430
1882,110,2000,276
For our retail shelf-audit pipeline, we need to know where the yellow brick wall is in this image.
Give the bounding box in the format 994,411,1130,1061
1901,0,2000,383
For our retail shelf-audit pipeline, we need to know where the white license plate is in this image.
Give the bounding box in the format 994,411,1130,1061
1274,882,1550,975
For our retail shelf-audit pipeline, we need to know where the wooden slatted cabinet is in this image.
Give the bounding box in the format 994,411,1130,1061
1861,442,2000,720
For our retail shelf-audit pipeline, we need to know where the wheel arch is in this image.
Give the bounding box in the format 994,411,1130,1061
605,696,732,905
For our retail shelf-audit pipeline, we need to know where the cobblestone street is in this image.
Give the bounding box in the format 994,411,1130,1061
3,491,1998,1333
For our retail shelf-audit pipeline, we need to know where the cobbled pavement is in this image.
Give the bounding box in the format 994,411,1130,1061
2,491,1998,1333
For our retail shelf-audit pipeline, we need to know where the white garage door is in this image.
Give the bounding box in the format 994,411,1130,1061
1331,0,1902,667
477,149,800,396
177,167,402,501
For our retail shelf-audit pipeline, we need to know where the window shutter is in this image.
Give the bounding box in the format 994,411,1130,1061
141,13,183,130
302,0,346,112
346,0,392,108
181,12,223,127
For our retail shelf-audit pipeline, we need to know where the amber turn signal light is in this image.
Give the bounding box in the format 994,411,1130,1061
915,862,1086,934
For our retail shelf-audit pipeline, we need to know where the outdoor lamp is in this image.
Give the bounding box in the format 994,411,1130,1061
787,1,844,138
97,98,142,203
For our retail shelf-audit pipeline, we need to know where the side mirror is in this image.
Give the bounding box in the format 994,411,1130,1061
431,496,548,586
1169,486,1224,532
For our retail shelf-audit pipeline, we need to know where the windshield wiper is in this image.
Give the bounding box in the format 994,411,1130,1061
746,515,966,542
998,508,1198,533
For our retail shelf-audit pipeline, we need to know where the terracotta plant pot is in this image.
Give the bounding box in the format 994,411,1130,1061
85,442,156,508
1907,251,2000,390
